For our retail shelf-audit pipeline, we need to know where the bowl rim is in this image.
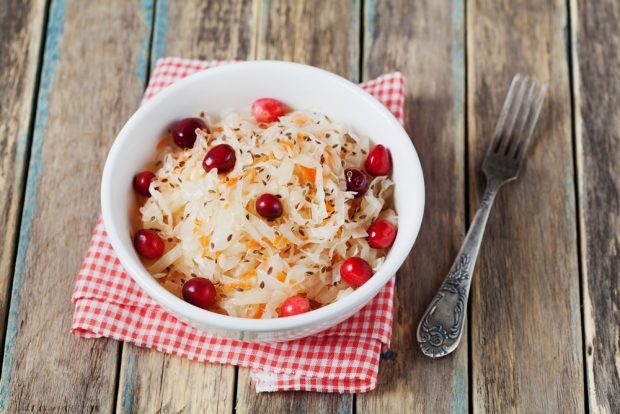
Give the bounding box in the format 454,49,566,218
101,60,425,333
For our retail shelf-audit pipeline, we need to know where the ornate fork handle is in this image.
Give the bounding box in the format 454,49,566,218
416,180,502,358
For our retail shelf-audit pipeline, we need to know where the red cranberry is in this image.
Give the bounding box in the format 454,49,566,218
340,257,373,287
280,295,310,317
203,144,236,174
256,193,283,219
367,220,397,249
133,229,165,259
172,117,207,149
365,144,392,176
182,277,217,310
251,98,286,123
345,167,369,197
133,171,155,197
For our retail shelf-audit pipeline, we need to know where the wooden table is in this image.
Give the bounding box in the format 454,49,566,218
0,0,618,412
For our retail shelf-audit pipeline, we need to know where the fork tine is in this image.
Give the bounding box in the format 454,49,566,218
489,75,522,153
514,83,548,161
508,80,537,158
498,76,530,155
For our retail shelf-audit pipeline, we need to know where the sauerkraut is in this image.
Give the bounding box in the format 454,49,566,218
138,110,397,318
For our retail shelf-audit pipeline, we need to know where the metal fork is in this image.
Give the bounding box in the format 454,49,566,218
416,75,548,358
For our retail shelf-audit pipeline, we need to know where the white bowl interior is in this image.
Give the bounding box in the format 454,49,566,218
102,61,424,340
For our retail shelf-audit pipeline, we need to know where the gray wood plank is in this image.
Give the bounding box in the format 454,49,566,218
571,0,620,412
151,0,256,65
118,350,235,414
468,0,584,412
0,0,47,351
116,1,256,413
0,0,154,412
357,1,468,412
235,0,359,412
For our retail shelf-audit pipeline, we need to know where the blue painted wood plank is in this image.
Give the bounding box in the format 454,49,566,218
151,0,169,64
136,0,155,83
0,0,155,411
0,0,68,405
0,0,48,368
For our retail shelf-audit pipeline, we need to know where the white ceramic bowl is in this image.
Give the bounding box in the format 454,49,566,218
101,61,424,342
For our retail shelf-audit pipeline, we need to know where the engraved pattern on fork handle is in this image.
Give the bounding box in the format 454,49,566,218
417,184,500,358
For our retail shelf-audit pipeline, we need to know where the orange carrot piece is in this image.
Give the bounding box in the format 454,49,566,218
252,304,266,319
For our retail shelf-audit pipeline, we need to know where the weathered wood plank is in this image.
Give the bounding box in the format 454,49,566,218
235,0,359,412
0,0,154,412
357,0,468,412
118,350,235,414
571,0,620,412
116,1,256,413
255,0,360,81
468,1,584,412
151,0,256,65
0,0,47,351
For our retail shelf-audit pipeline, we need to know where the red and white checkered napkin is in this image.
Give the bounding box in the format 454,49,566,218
72,57,405,393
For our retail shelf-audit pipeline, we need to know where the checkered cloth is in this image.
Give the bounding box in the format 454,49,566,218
72,58,405,393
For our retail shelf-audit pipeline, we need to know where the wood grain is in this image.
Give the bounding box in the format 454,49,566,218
151,0,256,64
0,0,47,348
357,0,468,412
118,350,235,414
235,1,359,412
571,0,620,412
468,0,584,412
0,0,154,412
256,0,360,81
115,1,256,413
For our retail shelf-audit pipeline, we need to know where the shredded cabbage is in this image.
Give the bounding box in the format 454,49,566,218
139,110,397,318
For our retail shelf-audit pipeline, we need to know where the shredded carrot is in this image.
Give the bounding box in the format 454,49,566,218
276,272,286,282
256,154,275,163
294,164,316,186
168,271,185,283
246,240,261,249
281,140,295,152
332,251,342,263
193,218,203,234
273,235,288,247
173,210,184,223
161,279,183,298
293,116,307,127
252,304,266,319
156,135,169,149
241,269,257,280
244,169,258,183
200,236,210,248
226,177,239,187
